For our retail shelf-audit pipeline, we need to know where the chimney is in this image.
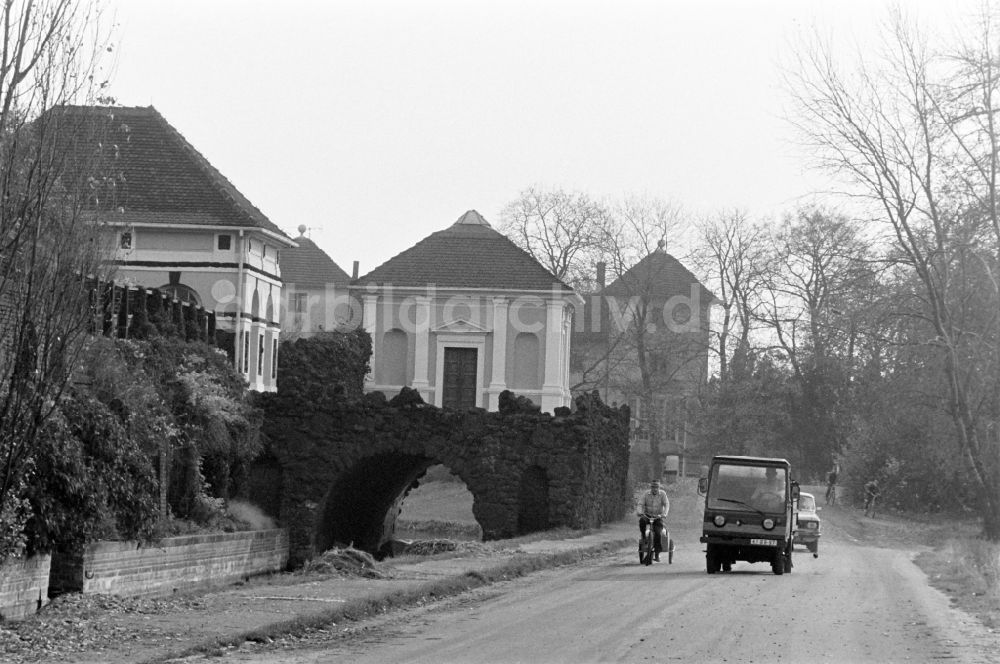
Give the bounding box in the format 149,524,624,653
352,261,359,280
596,261,606,290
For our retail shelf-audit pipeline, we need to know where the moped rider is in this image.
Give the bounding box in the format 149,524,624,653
638,480,670,562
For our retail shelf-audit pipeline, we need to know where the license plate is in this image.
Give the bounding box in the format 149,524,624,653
750,538,777,546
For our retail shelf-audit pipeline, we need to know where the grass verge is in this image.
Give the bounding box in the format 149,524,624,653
915,536,1000,629
144,536,632,663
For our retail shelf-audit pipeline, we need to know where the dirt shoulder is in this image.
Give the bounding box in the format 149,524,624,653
0,524,638,664
4,480,993,663
808,485,1000,632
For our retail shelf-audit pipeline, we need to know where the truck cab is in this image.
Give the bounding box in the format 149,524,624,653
698,455,800,575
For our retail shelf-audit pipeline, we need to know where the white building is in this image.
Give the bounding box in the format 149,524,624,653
353,210,583,412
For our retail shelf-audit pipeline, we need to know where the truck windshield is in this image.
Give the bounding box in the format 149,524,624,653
707,464,787,512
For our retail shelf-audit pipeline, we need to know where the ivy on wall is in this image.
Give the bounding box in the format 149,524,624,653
270,329,372,411
14,336,262,558
255,330,632,565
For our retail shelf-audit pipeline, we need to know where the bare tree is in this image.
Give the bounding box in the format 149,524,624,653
789,5,1000,537
499,188,710,479
694,209,771,380
497,186,609,291
0,0,115,558
762,208,874,375
596,197,710,479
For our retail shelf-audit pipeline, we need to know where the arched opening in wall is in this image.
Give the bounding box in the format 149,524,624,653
512,332,541,390
396,464,479,541
517,465,550,534
382,328,408,386
316,455,478,559
158,283,201,306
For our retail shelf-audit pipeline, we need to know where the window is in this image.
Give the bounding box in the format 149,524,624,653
120,231,132,249
271,339,278,379
217,234,232,250
292,293,308,314
257,333,265,376
242,332,250,375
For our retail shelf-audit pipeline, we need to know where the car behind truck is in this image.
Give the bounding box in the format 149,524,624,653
698,455,800,575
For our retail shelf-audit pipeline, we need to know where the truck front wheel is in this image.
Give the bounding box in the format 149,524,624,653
771,549,785,575
706,545,719,574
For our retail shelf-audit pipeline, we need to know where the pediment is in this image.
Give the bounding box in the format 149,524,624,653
432,318,489,334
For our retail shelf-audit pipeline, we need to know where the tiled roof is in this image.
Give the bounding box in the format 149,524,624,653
573,250,716,337
52,105,293,243
603,248,717,304
281,231,351,287
355,210,574,293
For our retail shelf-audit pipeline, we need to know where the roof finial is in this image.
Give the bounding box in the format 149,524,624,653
297,224,308,236
657,238,666,253
454,210,491,227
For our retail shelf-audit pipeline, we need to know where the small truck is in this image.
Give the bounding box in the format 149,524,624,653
698,455,800,575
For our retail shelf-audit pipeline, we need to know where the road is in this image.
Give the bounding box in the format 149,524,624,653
223,509,998,664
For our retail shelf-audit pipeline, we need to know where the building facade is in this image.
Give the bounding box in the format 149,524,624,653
571,244,717,478
353,210,583,413
279,225,354,339
64,105,296,392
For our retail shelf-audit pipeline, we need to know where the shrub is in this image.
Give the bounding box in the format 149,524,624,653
18,334,265,554
24,392,159,555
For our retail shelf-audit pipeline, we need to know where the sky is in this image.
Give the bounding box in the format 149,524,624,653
105,0,971,277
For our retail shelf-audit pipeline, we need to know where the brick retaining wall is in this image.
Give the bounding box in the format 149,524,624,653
0,554,51,620
74,529,288,598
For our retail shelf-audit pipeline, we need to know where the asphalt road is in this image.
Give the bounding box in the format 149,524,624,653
222,509,998,664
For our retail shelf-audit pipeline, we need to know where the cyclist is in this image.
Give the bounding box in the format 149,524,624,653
638,480,670,562
825,463,840,505
863,478,880,515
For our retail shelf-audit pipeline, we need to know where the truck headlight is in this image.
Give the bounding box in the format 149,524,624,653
713,514,726,527
762,518,775,530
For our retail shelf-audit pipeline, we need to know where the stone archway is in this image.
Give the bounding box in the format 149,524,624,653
258,388,632,567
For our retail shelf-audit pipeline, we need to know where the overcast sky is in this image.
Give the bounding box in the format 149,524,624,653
106,0,970,277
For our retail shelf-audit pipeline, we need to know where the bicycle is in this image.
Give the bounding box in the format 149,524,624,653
825,483,837,506
638,514,674,566
864,492,879,518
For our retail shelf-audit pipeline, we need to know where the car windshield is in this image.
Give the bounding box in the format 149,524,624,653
706,464,787,512
799,494,816,511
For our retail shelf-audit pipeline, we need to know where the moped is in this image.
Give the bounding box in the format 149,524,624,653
638,513,674,566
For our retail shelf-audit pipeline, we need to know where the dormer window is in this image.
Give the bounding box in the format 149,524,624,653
120,231,132,249
217,234,232,250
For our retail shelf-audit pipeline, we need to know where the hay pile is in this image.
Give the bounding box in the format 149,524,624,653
301,546,387,578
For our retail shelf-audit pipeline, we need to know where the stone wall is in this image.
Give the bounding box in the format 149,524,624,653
52,529,288,598
0,554,51,620
258,387,631,567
